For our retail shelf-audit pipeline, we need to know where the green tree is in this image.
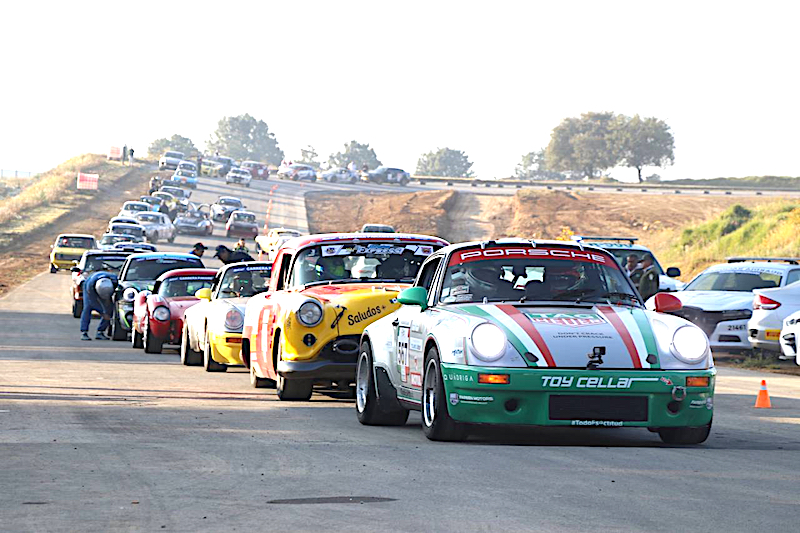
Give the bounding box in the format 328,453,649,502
327,140,381,170
416,147,474,177
298,145,319,167
147,134,198,157
614,115,675,182
207,114,284,164
515,149,565,180
545,112,620,178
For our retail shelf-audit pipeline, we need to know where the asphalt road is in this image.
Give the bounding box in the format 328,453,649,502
1,174,799,532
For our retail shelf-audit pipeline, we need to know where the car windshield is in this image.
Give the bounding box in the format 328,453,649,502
181,211,205,220
218,265,272,298
101,235,133,245
123,257,203,281
136,214,161,223
141,197,160,205
84,255,127,273
158,275,214,297
219,198,242,207
290,242,439,287
57,236,94,248
111,225,144,237
439,246,639,306
175,170,193,177
602,248,664,276
123,203,148,212
165,152,183,159
233,213,255,223
684,269,782,292
153,193,173,202
363,225,395,233
162,187,185,198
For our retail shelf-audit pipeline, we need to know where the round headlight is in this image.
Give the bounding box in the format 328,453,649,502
152,306,171,322
670,326,709,364
470,322,507,361
297,300,323,327
123,287,138,302
224,308,244,330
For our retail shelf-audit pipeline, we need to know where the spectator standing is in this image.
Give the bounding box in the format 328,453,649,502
638,256,659,302
122,144,128,164
197,154,203,176
129,148,135,166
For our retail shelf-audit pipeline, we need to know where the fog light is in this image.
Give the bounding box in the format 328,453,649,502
303,334,316,347
686,376,709,387
667,401,681,414
478,373,510,384
504,399,519,412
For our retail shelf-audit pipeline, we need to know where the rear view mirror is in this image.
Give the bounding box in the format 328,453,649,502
397,287,429,311
195,288,212,300
653,292,682,313
666,267,681,278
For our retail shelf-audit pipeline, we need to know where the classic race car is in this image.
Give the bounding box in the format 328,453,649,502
181,262,272,371
50,234,98,273
242,233,448,400
211,196,245,221
225,210,259,238
70,250,132,317
131,268,217,353
174,204,214,235
134,212,176,243
355,239,715,444
255,228,302,262
111,253,205,341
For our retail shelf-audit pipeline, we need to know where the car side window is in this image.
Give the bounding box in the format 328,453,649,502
210,273,222,298
786,270,800,285
275,253,293,291
415,257,442,291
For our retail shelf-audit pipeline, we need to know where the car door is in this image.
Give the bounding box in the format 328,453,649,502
392,255,444,401
255,250,294,380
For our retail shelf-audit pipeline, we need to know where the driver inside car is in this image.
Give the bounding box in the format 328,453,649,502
316,256,347,281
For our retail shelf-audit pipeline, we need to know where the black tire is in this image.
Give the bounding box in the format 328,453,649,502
275,338,311,400
150,232,159,244
168,234,175,243
658,420,712,445
72,299,83,318
422,347,467,441
356,341,409,426
143,318,163,354
180,323,202,366
250,363,274,388
203,331,227,372
50,264,57,273
131,326,144,349
111,309,127,341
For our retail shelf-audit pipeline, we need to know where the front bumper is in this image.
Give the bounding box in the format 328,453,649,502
149,317,182,345
176,224,210,234
747,315,782,352
708,319,750,350
227,226,258,237
277,336,360,381
208,331,244,365
51,256,82,269
440,365,715,428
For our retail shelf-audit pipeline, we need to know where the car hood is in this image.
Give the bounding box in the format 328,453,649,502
165,296,202,318
449,303,667,369
301,282,409,304
177,216,206,224
671,290,754,311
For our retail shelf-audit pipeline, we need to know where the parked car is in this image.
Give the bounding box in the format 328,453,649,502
365,166,410,186
118,201,152,218
743,258,800,354
211,196,245,221
69,250,132,317
226,210,259,238
574,236,684,292
130,268,217,353
49,234,98,273
169,169,198,189
322,167,359,184
653,258,799,352
99,233,139,250
181,262,272,370
277,163,317,182
241,161,270,180
242,232,447,400
174,205,214,235
254,228,302,262
111,253,205,341
361,223,396,233
225,168,252,187
159,151,185,171
779,310,800,363
134,212,176,243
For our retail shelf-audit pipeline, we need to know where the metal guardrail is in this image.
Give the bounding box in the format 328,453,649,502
0,169,38,179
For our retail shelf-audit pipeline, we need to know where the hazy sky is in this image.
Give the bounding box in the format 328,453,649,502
2,1,798,181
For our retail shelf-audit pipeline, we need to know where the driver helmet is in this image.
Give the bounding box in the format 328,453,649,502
464,264,501,293
95,277,115,300
317,256,346,279
546,262,581,292
232,271,253,294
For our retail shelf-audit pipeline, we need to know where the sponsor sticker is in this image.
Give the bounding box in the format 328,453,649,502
541,375,659,389
451,247,611,266
525,312,605,328
409,338,422,352
450,393,459,405
766,329,781,340
443,373,475,382
458,394,494,405
571,420,623,427
347,305,385,326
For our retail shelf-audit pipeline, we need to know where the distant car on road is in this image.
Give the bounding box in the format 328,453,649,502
225,168,252,187
226,210,259,238
69,250,131,317
107,216,140,231
169,169,198,189
159,185,192,212
118,201,152,218
204,155,236,177
174,205,214,235
108,223,147,242
278,163,317,182
50,234,98,273
361,223,396,233
139,195,165,212
255,228,302,262
177,160,197,174
365,166,410,186
99,233,138,250
159,151,185,171
152,192,178,216
241,161,270,180
322,167,359,184
113,242,158,253
135,212,176,243
211,196,245,221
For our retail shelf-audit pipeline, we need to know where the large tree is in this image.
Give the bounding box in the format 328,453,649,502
614,115,675,182
207,114,284,164
416,147,474,177
514,149,565,180
327,140,381,170
545,112,620,178
147,134,198,157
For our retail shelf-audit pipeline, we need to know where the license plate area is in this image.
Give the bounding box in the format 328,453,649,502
549,395,648,422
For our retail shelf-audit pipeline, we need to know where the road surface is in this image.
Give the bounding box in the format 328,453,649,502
1,174,799,532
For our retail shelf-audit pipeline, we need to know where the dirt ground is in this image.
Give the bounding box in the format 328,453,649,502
0,165,157,297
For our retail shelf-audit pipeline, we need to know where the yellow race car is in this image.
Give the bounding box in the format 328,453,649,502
50,234,98,273
242,233,448,400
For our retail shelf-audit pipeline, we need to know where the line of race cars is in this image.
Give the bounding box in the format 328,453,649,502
47,170,800,444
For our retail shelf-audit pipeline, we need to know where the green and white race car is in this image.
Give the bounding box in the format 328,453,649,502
355,239,715,444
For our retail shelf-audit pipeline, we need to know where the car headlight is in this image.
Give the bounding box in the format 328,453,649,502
470,322,507,361
152,306,171,322
224,307,244,330
123,287,138,302
670,325,709,364
296,300,323,327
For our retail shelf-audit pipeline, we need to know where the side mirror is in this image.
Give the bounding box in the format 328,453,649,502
666,267,681,278
397,287,429,311
653,292,682,313
195,288,212,301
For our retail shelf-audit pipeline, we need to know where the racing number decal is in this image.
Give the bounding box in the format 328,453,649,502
397,326,410,383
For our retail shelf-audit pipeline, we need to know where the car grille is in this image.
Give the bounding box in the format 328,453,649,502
667,306,748,337
549,395,648,422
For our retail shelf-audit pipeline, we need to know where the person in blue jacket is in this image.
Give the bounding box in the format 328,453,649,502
80,271,119,341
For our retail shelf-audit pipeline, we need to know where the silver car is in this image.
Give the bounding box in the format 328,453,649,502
225,168,252,187
159,151,185,171
322,167,359,184
135,212,176,243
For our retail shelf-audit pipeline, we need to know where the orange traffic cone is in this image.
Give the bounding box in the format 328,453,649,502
755,379,772,409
